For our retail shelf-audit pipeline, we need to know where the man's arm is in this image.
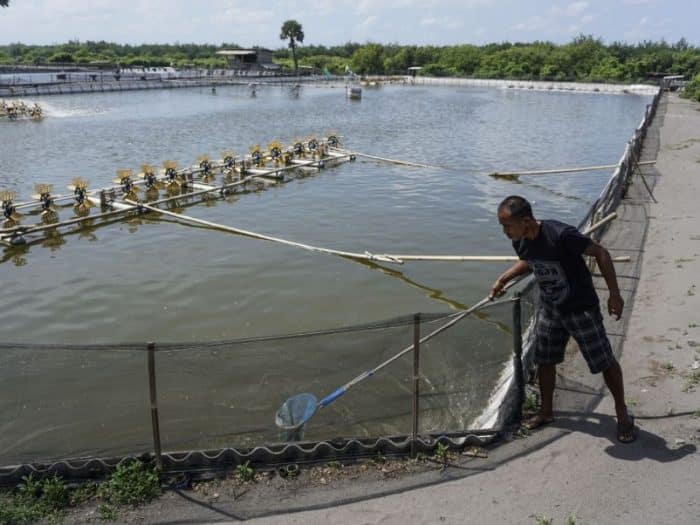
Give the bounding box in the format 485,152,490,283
489,260,531,299
584,240,624,319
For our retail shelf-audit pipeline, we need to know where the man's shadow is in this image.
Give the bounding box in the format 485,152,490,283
547,410,697,462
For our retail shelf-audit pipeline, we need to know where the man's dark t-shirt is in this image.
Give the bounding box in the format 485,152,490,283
512,220,598,314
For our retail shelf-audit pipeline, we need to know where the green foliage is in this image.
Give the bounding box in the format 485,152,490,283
523,392,539,413
351,44,385,74
564,514,579,525
534,515,553,525
280,19,304,74
235,461,255,482
99,460,160,507
682,73,700,102
0,36,698,84
434,442,449,464
0,474,71,524
98,503,118,521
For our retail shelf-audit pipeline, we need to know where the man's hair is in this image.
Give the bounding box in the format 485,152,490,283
498,195,534,219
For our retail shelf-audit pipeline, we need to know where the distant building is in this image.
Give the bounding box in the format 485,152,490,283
407,66,423,78
216,48,279,72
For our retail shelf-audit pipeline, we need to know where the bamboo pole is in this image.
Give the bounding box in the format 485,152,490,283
126,200,403,264
490,160,656,178
381,255,631,263
331,146,655,177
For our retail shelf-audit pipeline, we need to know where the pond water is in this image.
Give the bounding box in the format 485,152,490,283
0,84,650,463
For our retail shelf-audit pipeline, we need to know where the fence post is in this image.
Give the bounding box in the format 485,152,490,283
511,294,525,428
411,313,421,458
147,341,163,471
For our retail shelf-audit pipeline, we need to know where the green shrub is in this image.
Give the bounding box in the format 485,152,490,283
681,73,700,102
99,460,161,507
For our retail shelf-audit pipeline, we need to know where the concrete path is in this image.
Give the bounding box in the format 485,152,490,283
240,94,700,524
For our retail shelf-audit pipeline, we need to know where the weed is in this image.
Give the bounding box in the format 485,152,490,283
692,410,700,418
689,322,698,328
523,392,539,413
327,461,342,470
373,452,387,464
564,514,579,525
99,460,160,507
69,482,97,507
683,370,700,392
235,461,255,483
434,442,449,464
0,474,71,525
661,362,676,373
98,503,118,521
534,514,553,525
515,425,532,438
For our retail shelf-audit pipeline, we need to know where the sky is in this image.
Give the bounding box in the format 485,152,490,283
0,0,698,48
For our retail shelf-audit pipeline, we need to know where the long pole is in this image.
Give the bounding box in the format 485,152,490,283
411,313,421,459
147,342,163,471
511,295,524,428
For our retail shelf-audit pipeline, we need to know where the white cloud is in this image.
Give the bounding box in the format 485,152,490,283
358,15,379,30
566,1,589,16
514,15,548,32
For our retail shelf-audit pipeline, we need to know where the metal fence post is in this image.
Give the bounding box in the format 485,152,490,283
147,342,163,470
411,313,421,458
511,295,525,428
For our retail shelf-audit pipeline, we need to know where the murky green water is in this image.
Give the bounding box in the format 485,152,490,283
0,84,650,463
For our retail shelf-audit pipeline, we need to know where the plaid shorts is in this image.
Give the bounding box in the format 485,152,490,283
533,304,616,374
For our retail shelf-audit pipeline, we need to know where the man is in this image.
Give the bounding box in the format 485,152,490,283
490,195,636,443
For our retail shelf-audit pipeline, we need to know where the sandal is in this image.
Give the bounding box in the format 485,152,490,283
617,415,636,444
523,413,554,430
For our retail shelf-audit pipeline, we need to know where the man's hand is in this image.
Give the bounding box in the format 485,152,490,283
608,292,624,320
489,278,506,300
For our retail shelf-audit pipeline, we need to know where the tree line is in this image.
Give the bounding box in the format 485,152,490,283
1,36,699,87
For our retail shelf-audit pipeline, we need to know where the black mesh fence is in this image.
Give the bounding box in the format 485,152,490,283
0,304,517,472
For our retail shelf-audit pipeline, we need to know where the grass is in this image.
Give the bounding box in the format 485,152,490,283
99,460,161,507
533,513,579,524
683,370,700,392
0,461,162,525
0,474,72,525
235,461,255,483
523,392,540,413
661,362,676,373
434,442,450,465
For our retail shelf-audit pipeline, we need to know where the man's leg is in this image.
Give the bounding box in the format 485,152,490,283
602,359,635,442
566,309,636,443
525,363,556,428
538,363,556,419
526,306,567,429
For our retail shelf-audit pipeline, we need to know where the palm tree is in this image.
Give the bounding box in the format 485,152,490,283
280,19,304,76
